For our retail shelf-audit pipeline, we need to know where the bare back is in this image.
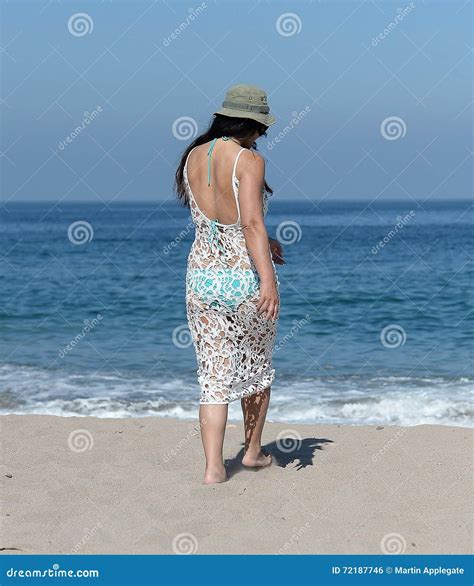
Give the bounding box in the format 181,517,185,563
186,140,242,225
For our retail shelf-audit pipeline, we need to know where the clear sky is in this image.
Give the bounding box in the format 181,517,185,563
1,0,472,203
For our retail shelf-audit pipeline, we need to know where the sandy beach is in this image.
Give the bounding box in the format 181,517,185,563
1,414,472,555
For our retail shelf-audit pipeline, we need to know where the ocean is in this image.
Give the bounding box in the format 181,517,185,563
1,199,472,426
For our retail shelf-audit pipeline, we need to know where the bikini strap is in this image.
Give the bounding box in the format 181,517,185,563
207,136,235,186
232,148,245,183
231,148,246,221
207,138,218,186
184,146,197,178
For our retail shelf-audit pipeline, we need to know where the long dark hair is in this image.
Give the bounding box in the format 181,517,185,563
174,114,273,206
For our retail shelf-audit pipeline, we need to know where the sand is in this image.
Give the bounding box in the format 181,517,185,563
1,414,472,555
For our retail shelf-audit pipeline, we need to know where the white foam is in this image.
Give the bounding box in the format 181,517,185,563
1,364,472,427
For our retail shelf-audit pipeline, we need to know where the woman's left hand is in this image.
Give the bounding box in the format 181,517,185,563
269,237,285,265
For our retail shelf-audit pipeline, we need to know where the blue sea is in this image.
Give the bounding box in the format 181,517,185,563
1,199,472,426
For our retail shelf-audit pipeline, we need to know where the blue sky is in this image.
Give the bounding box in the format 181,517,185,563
1,0,472,203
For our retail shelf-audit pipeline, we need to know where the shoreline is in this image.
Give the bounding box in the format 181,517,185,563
0,411,472,428
1,415,472,555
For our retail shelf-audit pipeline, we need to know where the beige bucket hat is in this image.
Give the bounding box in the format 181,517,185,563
214,84,276,127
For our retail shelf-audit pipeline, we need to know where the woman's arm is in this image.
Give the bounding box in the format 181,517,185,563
237,151,279,320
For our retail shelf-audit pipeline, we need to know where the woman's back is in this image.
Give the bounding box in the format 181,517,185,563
185,139,243,226
185,138,256,274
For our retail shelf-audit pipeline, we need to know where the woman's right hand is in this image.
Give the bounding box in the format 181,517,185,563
257,279,279,321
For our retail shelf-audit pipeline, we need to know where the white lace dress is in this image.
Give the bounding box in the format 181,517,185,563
184,147,279,404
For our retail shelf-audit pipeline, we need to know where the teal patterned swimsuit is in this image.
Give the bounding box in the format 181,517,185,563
187,267,260,311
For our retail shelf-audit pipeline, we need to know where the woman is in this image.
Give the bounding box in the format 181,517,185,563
175,84,284,484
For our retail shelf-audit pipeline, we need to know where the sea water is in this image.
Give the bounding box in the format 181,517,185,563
1,199,472,426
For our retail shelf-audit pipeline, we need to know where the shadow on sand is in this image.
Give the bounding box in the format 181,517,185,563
225,436,333,478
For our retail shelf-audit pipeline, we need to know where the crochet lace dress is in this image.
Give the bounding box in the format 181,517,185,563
184,142,279,404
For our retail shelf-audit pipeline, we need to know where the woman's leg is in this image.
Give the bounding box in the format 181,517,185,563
241,387,272,467
199,404,228,484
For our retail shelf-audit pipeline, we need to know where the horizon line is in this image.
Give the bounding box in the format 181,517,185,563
2,197,473,205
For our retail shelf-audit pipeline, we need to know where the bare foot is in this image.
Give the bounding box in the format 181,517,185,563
242,449,272,468
203,466,227,485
